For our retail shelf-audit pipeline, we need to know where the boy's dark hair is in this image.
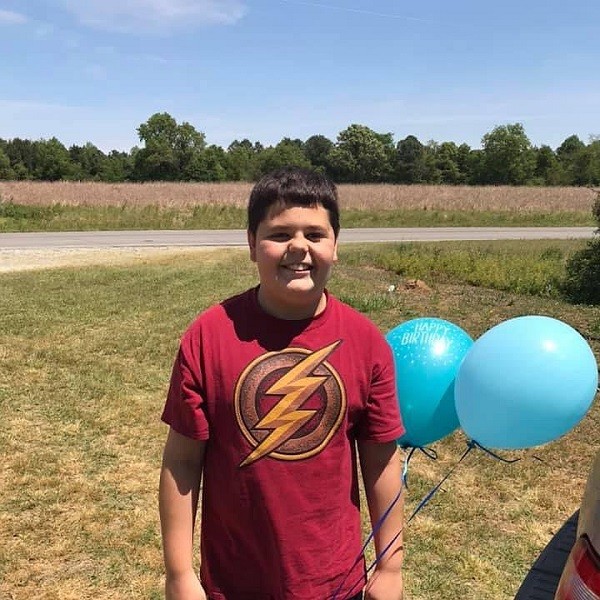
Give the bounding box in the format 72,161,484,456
247,166,340,238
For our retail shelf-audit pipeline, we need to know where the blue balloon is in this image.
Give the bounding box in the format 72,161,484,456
386,318,474,448
455,316,599,449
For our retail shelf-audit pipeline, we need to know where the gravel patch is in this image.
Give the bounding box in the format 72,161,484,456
0,247,220,273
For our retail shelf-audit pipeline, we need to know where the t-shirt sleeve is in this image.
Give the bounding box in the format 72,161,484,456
356,328,405,443
161,325,210,440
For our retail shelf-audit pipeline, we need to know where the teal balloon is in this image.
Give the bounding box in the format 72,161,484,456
386,318,474,448
455,316,599,449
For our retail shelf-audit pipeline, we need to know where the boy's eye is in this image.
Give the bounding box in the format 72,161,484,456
268,232,290,241
266,230,327,242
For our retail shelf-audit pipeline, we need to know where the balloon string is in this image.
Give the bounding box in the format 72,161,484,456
331,445,442,599
407,441,475,524
466,439,520,464
402,445,438,487
333,440,522,599
330,477,406,600
337,442,475,599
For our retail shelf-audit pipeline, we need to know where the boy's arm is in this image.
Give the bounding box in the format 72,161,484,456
358,440,404,600
159,428,207,600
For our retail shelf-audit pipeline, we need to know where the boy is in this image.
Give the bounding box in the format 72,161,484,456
159,167,405,600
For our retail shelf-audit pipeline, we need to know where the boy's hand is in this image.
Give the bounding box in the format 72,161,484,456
165,569,207,600
364,567,403,600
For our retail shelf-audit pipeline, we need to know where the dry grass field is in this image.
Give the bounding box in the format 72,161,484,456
0,181,596,213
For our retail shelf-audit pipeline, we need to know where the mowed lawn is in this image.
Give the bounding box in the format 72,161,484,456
1,244,599,600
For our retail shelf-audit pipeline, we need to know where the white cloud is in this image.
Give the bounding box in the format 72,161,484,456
83,64,109,80
59,0,246,32
0,9,27,25
33,22,56,37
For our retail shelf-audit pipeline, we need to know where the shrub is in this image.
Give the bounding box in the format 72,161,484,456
593,191,600,227
561,190,600,304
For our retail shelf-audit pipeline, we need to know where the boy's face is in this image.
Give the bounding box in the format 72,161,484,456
247,203,338,319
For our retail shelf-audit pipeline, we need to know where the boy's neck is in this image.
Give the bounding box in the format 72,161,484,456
256,287,328,320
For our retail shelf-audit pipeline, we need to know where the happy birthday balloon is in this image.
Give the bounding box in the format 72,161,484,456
455,315,599,449
386,318,474,448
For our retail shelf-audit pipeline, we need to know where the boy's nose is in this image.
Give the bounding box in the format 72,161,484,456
288,234,308,252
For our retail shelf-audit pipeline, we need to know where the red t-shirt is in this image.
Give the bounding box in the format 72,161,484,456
162,288,404,600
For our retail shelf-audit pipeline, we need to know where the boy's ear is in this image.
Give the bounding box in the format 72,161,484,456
247,230,257,262
333,238,339,263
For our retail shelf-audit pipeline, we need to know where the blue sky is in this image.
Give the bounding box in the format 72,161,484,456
1,0,599,152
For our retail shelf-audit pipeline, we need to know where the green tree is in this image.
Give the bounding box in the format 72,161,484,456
328,124,394,183
432,142,459,184
572,141,600,186
255,139,311,177
556,135,586,185
0,147,15,180
33,138,76,181
5,138,36,178
100,150,134,182
185,145,228,181
454,143,474,184
226,139,262,181
480,123,536,185
303,135,334,173
134,112,206,180
175,122,208,179
280,137,305,151
394,135,437,183
69,143,106,180
449,146,485,185
533,145,564,185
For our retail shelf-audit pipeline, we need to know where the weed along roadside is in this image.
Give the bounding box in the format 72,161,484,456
0,240,599,599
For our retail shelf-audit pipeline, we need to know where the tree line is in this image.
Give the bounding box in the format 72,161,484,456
1,112,599,186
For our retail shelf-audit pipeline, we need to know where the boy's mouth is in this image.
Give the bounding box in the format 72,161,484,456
282,263,312,272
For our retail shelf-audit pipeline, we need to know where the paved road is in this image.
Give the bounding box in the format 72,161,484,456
0,227,596,250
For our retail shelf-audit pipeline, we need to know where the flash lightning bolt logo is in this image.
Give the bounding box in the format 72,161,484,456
239,341,341,467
